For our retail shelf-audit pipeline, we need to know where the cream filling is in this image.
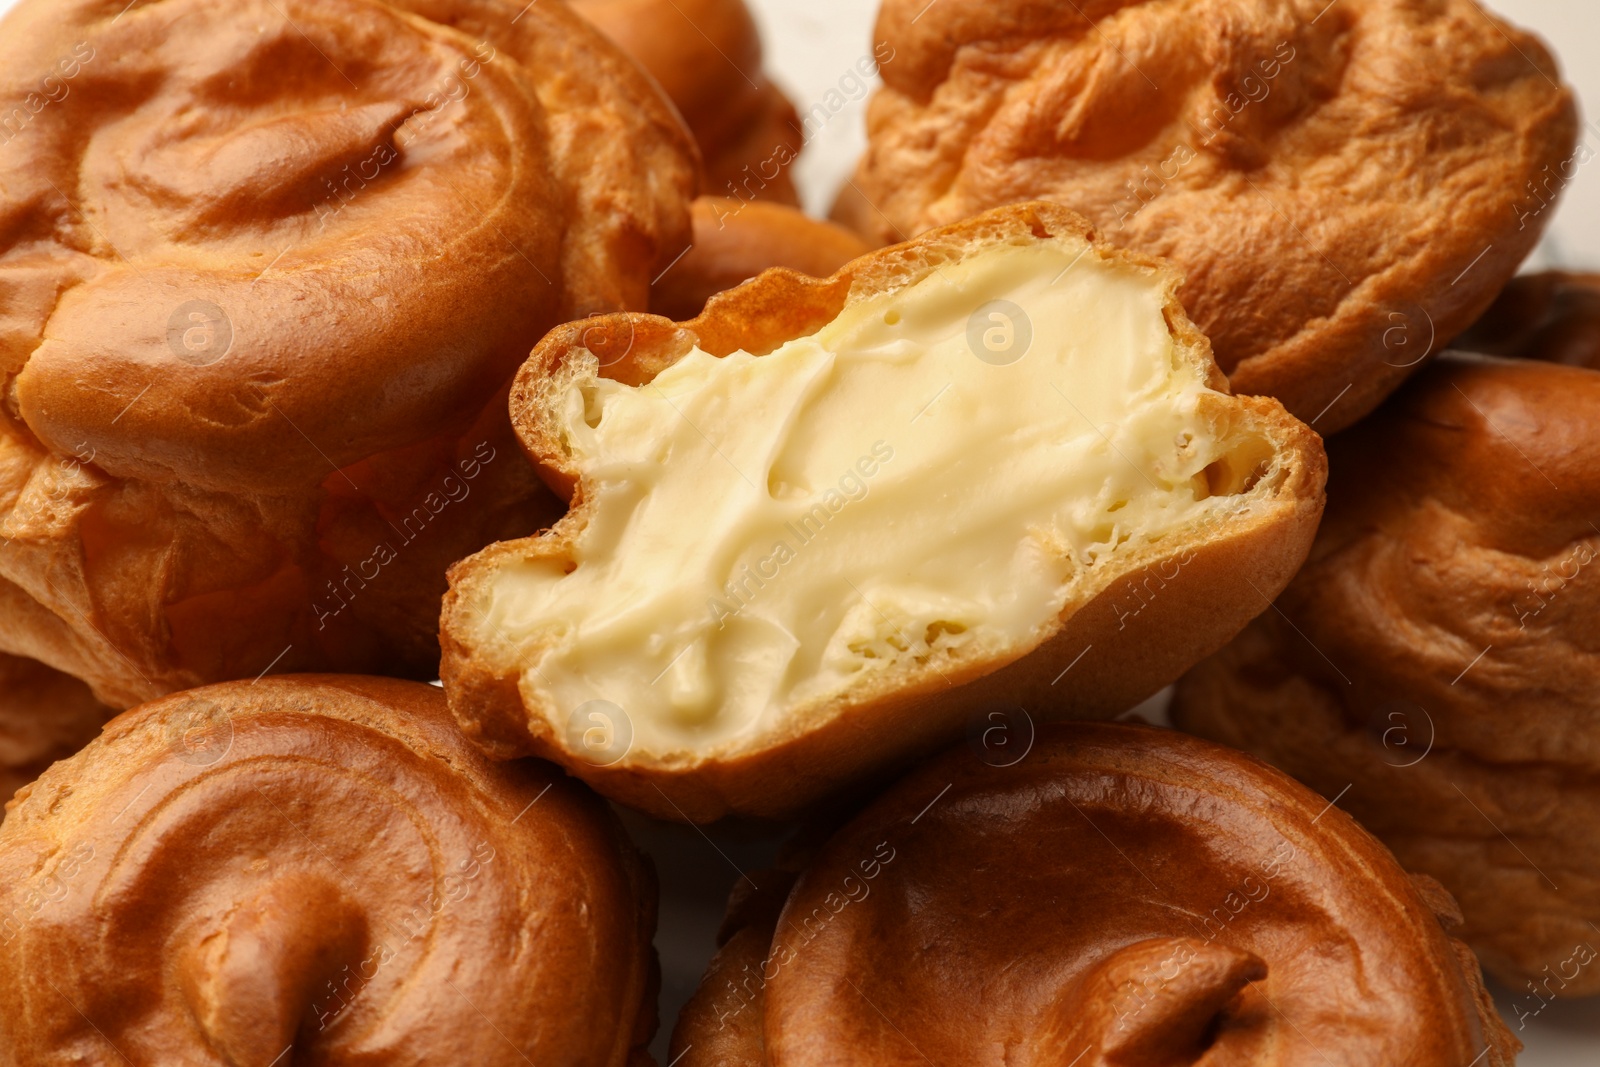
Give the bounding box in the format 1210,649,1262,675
487,240,1257,755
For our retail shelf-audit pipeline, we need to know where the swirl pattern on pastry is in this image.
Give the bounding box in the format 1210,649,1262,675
0,0,695,706
1174,352,1600,996
0,676,657,1065
672,722,1514,1065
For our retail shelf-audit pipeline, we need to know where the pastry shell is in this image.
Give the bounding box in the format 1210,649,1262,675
442,202,1327,821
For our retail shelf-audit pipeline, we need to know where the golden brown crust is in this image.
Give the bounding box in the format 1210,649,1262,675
672,723,1516,1065
572,0,803,204
442,201,1327,821
651,197,873,321
1173,351,1600,994
0,0,695,706
0,675,657,1064
1457,270,1600,370
837,0,1578,431
0,653,109,815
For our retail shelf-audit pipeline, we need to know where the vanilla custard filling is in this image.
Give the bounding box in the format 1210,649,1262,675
488,241,1258,753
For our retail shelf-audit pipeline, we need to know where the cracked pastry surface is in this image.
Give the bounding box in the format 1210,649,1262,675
1173,352,1600,994
442,202,1325,821
0,0,696,707
836,0,1578,431
0,676,657,1066
671,723,1515,1066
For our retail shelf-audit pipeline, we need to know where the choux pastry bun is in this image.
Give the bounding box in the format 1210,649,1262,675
672,723,1514,1065
0,0,697,707
836,0,1578,431
442,202,1326,821
1173,352,1600,997
0,675,658,1064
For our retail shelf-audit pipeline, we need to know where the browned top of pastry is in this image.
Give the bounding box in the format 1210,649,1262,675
1170,352,1600,991
674,722,1513,1065
0,653,109,811
0,0,693,704
839,0,1577,430
4,0,692,491
651,197,873,320
1457,270,1600,370
1238,352,1600,766
0,676,656,1065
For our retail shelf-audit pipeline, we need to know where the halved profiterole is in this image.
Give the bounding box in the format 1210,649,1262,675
441,203,1329,821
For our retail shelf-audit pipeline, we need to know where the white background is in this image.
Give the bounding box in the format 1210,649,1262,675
2,0,1597,1061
